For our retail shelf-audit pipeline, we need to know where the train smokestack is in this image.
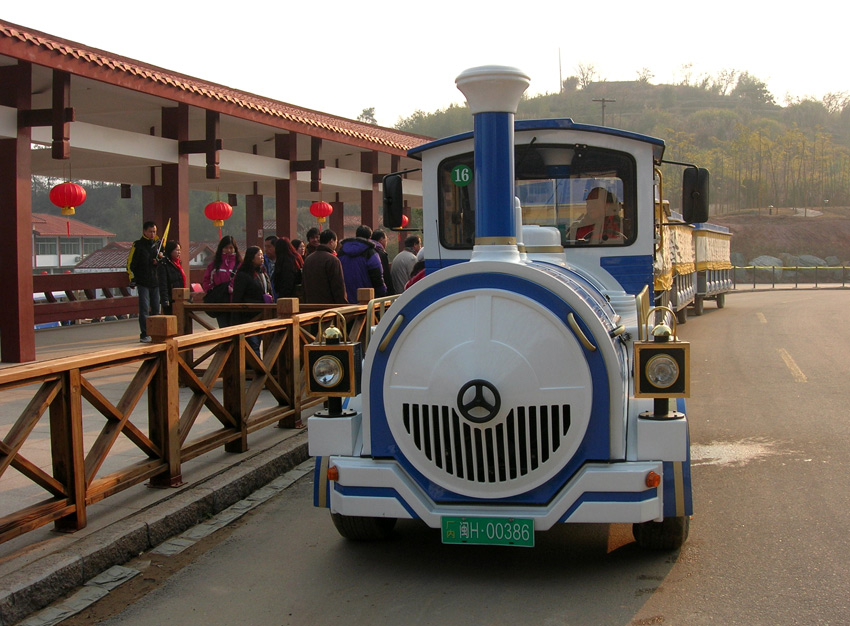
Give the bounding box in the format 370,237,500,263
455,66,530,262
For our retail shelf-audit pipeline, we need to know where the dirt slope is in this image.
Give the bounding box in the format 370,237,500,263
710,214,850,263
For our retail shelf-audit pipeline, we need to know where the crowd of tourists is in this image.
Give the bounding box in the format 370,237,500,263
127,220,424,344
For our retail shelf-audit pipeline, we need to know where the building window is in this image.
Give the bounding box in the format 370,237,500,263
83,238,102,255
61,239,81,256
36,237,57,255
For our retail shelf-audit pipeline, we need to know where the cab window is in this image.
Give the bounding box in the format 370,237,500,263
438,145,637,249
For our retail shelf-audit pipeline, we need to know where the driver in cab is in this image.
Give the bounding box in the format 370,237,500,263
569,186,623,244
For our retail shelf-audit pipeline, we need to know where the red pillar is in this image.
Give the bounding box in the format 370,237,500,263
246,194,264,248
329,200,345,238
161,105,190,256
142,184,163,228
0,62,36,362
360,151,379,228
275,133,298,239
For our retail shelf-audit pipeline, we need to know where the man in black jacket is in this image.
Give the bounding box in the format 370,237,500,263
127,221,161,343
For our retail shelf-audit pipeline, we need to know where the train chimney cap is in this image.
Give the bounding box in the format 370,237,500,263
455,65,530,115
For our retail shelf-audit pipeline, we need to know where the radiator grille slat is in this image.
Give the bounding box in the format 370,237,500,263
401,403,571,484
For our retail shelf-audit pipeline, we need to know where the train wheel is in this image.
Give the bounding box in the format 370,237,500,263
633,516,690,550
693,295,704,316
716,293,726,309
675,306,688,325
331,513,397,541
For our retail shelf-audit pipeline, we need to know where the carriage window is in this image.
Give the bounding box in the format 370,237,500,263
438,145,637,249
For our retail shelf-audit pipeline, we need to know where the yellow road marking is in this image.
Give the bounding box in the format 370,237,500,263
777,348,807,383
757,312,767,324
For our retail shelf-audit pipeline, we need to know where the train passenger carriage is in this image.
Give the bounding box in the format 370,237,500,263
308,66,710,550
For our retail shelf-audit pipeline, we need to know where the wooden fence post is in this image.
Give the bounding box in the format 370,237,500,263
276,298,302,428
172,288,191,336
357,288,374,305
148,315,183,487
50,368,87,532
224,334,248,453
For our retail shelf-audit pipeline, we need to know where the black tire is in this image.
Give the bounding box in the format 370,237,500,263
331,513,397,541
716,292,726,309
693,295,704,316
675,305,687,325
633,516,690,550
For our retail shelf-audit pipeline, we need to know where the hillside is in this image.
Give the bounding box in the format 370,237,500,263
711,211,850,263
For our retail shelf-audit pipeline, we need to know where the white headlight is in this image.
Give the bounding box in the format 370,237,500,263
645,354,679,389
313,355,343,388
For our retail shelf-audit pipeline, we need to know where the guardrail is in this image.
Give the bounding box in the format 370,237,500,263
732,265,849,289
33,272,137,325
0,291,397,545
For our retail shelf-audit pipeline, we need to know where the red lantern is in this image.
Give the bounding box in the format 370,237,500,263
204,200,233,238
309,201,333,230
401,214,409,228
49,181,86,236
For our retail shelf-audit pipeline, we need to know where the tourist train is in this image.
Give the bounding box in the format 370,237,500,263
306,65,720,549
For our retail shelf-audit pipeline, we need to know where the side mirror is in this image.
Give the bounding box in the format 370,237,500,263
682,167,709,224
382,174,404,229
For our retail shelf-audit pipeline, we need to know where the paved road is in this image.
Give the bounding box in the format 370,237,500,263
60,291,850,625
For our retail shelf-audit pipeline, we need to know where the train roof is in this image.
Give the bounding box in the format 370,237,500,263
409,118,666,162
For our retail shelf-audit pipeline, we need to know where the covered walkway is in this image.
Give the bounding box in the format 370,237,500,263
0,19,427,362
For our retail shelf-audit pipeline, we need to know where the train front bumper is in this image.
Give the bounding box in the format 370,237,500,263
314,456,668,530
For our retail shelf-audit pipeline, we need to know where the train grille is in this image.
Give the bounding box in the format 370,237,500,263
401,404,571,484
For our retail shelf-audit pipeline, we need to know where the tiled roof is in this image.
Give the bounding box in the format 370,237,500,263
76,240,216,270
74,241,131,270
0,20,432,154
32,213,115,237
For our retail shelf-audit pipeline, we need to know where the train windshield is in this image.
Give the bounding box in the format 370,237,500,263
438,144,636,249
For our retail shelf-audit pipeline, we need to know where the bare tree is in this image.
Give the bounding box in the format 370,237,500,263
713,69,738,96
575,63,597,89
636,67,654,84
677,63,693,86
822,91,850,114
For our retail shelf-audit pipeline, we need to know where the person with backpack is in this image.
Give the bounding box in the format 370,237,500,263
337,225,387,304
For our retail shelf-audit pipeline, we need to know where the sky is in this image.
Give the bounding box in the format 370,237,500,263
4,1,846,127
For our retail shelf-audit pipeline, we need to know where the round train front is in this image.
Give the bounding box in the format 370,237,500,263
366,260,626,503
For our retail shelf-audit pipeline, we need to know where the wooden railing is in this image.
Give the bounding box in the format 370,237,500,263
33,272,137,324
0,290,397,545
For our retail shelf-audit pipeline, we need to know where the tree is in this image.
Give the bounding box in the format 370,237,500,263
731,72,775,106
713,69,738,96
357,107,378,125
823,91,850,115
636,68,654,84
575,63,597,89
677,63,693,86
562,76,579,92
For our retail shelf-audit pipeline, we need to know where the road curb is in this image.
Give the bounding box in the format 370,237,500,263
0,430,309,626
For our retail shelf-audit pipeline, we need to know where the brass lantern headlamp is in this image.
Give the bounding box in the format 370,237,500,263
634,306,690,401
304,311,362,399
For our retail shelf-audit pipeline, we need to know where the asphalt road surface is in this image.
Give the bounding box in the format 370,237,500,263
63,290,850,625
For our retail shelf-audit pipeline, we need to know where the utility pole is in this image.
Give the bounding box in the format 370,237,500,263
558,49,563,94
592,97,615,125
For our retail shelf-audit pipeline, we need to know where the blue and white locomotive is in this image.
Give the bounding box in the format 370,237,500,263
307,66,709,549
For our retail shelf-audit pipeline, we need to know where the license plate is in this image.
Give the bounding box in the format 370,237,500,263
441,516,534,547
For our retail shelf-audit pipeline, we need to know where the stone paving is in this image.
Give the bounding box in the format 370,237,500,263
0,319,311,625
